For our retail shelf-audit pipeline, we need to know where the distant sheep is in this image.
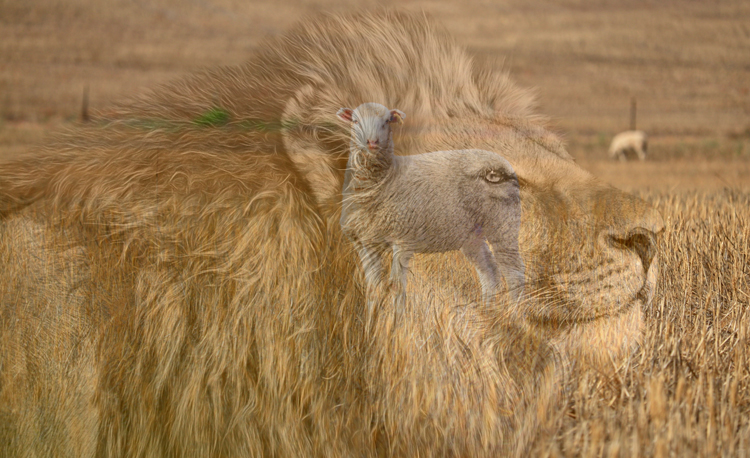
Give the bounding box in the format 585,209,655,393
609,130,648,161
337,102,525,311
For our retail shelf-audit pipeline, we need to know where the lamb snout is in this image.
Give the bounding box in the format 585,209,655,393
367,139,380,150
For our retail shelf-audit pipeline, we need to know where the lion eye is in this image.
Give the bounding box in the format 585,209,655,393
485,170,503,183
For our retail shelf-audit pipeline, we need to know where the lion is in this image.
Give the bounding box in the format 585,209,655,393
0,10,663,457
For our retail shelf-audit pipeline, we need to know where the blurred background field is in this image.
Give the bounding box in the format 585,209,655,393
2,0,750,180
2,1,749,456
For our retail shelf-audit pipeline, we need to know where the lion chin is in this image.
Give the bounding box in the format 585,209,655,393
405,239,659,377
526,250,660,374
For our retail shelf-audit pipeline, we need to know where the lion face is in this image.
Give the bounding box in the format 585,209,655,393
386,117,664,368
270,18,663,359
282,100,663,369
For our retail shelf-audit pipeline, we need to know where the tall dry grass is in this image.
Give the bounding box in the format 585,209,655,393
2,1,749,455
528,189,750,457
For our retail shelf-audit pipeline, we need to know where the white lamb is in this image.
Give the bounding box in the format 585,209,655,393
609,130,648,161
337,102,525,312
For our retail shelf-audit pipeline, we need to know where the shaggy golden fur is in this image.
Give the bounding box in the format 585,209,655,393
0,10,662,457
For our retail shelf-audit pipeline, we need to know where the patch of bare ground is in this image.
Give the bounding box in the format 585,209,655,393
578,160,750,193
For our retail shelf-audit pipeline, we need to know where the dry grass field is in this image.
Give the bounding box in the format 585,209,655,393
528,189,750,456
1,0,749,456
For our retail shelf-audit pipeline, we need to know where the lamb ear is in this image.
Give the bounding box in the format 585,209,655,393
389,109,406,125
337,108,354,123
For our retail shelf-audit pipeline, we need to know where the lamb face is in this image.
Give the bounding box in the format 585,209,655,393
337,103,405,153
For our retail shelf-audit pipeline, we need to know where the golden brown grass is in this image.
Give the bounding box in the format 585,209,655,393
3,0,749,167
578,159,750,194
1,1,749,455
528,189,750,456
2,0,749,135
410,186,750,456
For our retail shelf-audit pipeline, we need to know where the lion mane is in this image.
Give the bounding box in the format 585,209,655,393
0,10,661,457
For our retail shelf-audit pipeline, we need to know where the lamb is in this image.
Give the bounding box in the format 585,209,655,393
609,130,648,161
337,102,525,312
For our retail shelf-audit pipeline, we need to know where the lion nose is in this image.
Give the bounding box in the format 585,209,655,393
367,139,379,149
602,206,664,271
624,227,658,270
601,227,659,271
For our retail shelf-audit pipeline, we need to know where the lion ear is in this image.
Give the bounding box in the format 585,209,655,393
389,109,406,125
337,108,354,123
